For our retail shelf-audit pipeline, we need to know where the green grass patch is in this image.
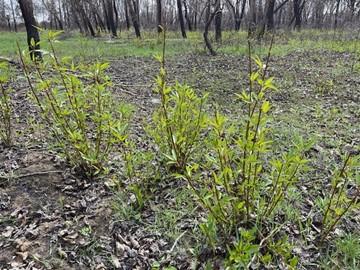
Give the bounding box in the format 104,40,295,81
1,30,359,60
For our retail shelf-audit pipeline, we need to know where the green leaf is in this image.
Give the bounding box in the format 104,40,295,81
261,101,271,113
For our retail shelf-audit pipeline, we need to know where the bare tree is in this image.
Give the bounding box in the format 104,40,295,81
334,0,341,28
184,0,193,31
293,0,302,30
266,0,277,30
177,0,187,38
127,0,141,38
18,0,42,61
214,0,222,42
105,0,117,36
225,0,246,31
156,0,162,33
10,0,17,32
248,0,257,36
203,0,217,55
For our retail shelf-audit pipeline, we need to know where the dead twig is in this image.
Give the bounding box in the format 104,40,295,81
0,170,63,181
246,225,284,268
167,230,187,254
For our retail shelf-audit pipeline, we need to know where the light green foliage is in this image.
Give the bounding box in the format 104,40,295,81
149,35,208,172
322,233,360,269
315,77,335,95
320,153,359,242
0,62,12,146
2,30,359,60
179,56,309,267
19,31,132,178
226,228,259,269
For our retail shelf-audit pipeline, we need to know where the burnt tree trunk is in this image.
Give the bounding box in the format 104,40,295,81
214,0,222,42
6,15,11,31
18,0,42,61
248,0,257,36
156,0,162,33
124,0,130,30
225,0,245,31
257,0,276,39
293,0,302,30
10,0,17,32
266,0,276,30
76,1,96,37
106,0,117,36
334,0,341,29
203,1,216,56
177,0,187,38
127,0,141,38
184,0,193,31
113,0,119,32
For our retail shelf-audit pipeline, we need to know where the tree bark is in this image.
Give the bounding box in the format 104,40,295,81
214,0,222,42
334,0,341,29
177,0,187,38
127,0,141,38
156,0,162,33
266,0,276,30
113,0,119,32
293,0,302,30
203,1,216,56
248,0,257,36
18,0,42,61
184,0,193,31
10,0,17,32
124,0,130,30
106,0,117,36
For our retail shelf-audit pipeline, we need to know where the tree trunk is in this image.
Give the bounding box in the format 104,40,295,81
237,0,246,30
57,0,64,29
214,0,222,42
184,0,193,31
7,15,11,31
10,0,17,32
266,0,276,30
156,0,162,33
248,0,257,36
203,1,216,56
18,0,42,61
193,0,198,30
127,0,141,38
106,0,117,36
293,0,302,30
334,0,341,29
124,0,130,30
177,0,187,38
113,0,119,32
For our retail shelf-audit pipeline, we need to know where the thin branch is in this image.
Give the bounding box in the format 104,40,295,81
0,170,63,181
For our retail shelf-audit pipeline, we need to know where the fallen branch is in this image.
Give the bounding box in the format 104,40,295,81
0,57,17,65
167,230,187,254
0,170,63,181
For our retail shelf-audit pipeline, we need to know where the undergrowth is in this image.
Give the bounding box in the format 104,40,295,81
0,62,12,147
5,29,359,268
147,32,360,268
19,31,132,178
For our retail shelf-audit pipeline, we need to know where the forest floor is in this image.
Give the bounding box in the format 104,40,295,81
0,32,360,270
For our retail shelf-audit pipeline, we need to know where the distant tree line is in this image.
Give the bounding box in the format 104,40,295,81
1,0,359,36
1,0,359,59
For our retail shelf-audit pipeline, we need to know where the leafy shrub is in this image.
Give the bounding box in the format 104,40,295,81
0,62,12,147
149,35,208,173
315,77,335,95
179,56,309,267
319,152,359,242
19,31,132,178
